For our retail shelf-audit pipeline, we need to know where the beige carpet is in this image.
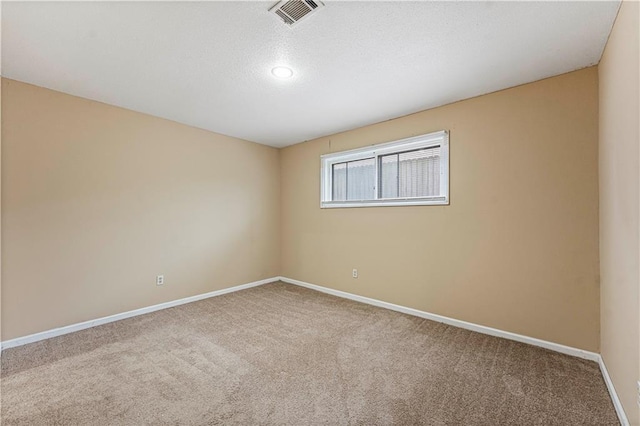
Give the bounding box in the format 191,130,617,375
1,281,618,425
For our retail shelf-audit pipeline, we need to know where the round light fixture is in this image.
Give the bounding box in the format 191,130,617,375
271,66,294,79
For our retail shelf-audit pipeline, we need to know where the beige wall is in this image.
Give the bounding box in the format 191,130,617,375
599,1,640,424
281,67,600,352
1,78,281,340
0,68,3,343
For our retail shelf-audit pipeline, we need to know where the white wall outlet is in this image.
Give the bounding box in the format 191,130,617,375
352,269,358,278
637,380,640,406
156,275,164,286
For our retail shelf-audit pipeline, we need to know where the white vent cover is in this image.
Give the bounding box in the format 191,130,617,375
269,0,324,28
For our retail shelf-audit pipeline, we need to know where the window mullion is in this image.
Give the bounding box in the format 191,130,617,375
374,154,379,200
396,153,400,199
330,162,338,201
345,161,349,201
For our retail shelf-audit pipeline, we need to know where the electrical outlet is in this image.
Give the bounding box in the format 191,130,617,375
352,269,358,279
156,275,164,286
637,381,640,407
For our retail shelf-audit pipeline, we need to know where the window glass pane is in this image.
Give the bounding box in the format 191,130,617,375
332,163,347,201
379,154,399,199
398,147,441,197
346,158,375,200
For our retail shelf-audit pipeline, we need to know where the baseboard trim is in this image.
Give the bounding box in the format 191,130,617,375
0,277,279,351
1,275,628,423
598,355,630,426
280,276,635,422
278,276,600,362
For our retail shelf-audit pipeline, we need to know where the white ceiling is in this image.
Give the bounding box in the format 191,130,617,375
2,1,620,148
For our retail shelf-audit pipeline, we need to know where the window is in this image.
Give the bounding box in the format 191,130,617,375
321,130,449,208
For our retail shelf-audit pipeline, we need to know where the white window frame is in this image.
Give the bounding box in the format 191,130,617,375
320,130,449,208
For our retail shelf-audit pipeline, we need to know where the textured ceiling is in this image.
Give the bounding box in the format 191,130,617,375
1,1,620,147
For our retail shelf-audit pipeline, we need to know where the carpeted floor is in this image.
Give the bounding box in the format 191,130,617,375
1,281,619,425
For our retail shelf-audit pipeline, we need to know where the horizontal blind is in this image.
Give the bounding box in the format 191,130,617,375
380,146,441,198
332,158,376,201
332,163,347,201
347,158,375,200
380,154,399,199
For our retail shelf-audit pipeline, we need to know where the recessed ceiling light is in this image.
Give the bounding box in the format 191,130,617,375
271,66,294,79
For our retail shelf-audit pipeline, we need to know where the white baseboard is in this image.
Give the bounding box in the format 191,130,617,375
0,277,279,351
2,275,628,425
278,276,600,362
280,276,634,424
598,355,630,426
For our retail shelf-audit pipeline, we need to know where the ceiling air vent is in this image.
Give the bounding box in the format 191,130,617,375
269,0,325,28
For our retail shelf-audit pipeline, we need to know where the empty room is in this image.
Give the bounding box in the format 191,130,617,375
1,1,638,425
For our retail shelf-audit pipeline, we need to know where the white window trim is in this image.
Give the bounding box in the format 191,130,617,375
320,130,449,208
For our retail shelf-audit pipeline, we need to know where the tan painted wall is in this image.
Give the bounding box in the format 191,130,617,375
281,67,600,352
0,14,2,347
599,1,640,424
1,78,281,340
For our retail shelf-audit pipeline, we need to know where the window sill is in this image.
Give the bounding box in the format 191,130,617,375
321,197,448,209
